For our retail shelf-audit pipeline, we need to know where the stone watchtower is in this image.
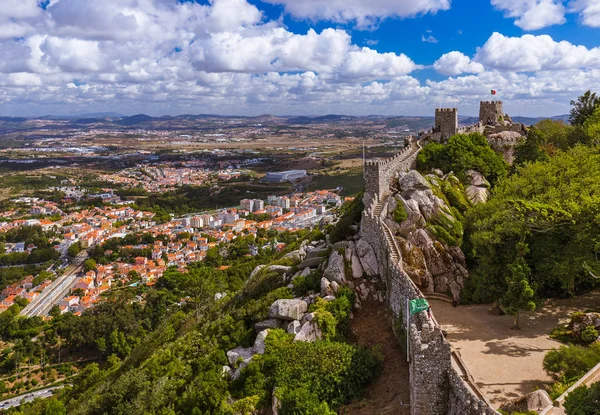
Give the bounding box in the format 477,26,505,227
479,101,503,125
435,108,458,141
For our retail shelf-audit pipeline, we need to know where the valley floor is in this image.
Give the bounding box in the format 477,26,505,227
343,298,411,415
430,289,600,408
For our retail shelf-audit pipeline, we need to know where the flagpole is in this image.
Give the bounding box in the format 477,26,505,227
406,299,410,363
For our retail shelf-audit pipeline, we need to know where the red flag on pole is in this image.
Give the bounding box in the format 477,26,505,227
491,90,497,95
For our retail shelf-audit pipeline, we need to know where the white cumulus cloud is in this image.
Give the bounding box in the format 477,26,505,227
260,0,450,28
570,0,600,27
434,52,485,76
491,0,567,30
474,32,600,72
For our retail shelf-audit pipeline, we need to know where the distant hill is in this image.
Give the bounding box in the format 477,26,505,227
0,112,573,133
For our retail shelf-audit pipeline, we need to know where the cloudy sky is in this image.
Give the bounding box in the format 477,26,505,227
1,0,599,117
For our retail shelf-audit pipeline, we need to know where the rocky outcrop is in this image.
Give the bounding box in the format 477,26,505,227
252,329,270,355
380,170,471,300
323,251,346,284
355,239,379,277
294,320,322,342
500,390,553,414
408,229,467,300
227,346,254,365
268,299,308,321
254,319,282,332
487,130,524,165
465,170,490,205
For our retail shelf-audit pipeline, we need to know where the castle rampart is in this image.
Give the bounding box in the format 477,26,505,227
361,128,500,413
361,195,500,414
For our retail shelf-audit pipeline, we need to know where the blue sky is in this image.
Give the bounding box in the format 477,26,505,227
0,0,599,117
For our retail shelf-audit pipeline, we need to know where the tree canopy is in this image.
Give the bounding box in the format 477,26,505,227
416,132,508,185
465,145,600,303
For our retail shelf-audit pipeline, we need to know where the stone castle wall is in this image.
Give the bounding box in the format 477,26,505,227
361,161,499,414
480,101,504,124
364,140,421,201
435,108,458,141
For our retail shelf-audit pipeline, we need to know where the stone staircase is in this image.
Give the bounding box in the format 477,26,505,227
372,192,401,264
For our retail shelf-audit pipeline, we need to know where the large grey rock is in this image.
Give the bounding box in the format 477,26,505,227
287,320,301,335
227,346,254,365
283,250,304,262
466,170,491,205
466,185,489,205
331,241,349,251
249,265,265,279
466,170,490,188
253,329,270,355
305,248,329,259
254,319,282,332
268,299,308,321
298,257,323,270
351,253,364,279
500,390,553,413
355,239,379,277
323,251,346,284
321,277,334,296
294,321,322,342
399,170,431,192
267,265,292,275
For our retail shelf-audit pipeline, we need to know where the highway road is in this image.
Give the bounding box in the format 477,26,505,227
0,385,64,410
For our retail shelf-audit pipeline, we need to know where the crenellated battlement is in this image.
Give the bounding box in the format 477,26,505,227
480,100,502,105
435,107,458,113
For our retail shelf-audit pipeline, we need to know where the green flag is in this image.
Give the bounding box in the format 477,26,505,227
409,298,429,315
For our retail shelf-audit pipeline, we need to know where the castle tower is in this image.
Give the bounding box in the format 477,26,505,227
479,101,503,125
435,108,458,141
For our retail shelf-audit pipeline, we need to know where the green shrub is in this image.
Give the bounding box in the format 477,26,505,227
393,202,408,223
292,271,321,297
581,326,599,344
329,192,364,244
278,387,336,415
564,382,600,415
234,329,381,410
313,308,337,341
543,344,600,381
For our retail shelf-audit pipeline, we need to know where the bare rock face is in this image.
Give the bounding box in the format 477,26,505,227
487,130,524,165
355,239,379,277
227,346,254,365
255,319,282,333
321,277,335,297
268,299,308,321
267,265,292,275
407,229,467,301
323,251,346,284
500,390,553,414
294,320,322,342
399,170,431,192
466,170,490,205
396,237,432,289
287,320,301,335
398,171,446,221
253,329,270,355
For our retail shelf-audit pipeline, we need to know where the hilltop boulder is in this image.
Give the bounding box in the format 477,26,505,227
268,299,308,321
355,239,378,277
323,251,346,284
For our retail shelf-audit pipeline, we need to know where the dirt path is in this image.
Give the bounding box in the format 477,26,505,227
430,289,600,408
342,298,411,415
